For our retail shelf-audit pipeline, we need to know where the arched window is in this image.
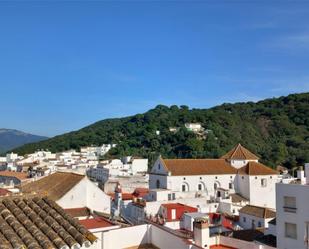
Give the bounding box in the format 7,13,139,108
198,183,203,191
156,179,160,188
214,183,218,190
182,182,189,192
197,182,205,191
229,182,233,189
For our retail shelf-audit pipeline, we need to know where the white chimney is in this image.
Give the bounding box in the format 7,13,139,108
193,218,210,248
305,163,309,185
297,166,306,184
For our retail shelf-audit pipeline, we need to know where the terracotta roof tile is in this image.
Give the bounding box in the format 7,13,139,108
0,196,96,248
221,144,259,160
64,207,91,218
21,172,84,201
79,217,114,230
239,205,276,219
161,159,237,176
230,193,249,203
0,171,28,181
237,162,278,175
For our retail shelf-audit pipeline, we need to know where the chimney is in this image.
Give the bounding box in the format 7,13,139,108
305,163,309,185
297,166,306,184
193,218,210,248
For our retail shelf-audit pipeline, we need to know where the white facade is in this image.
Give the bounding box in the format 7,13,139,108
57,177,111,214
150,158,235,198
239,212,274,230
185,123,202,132
149,156,278,210
276,166,309,249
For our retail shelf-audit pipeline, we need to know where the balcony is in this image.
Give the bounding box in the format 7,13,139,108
283,206,297,213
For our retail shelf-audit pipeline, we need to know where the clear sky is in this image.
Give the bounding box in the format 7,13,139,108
1,1,309,137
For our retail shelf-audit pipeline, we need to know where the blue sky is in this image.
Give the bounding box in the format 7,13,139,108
1,1,309,137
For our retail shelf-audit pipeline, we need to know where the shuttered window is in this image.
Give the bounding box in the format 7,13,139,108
285,222,297,239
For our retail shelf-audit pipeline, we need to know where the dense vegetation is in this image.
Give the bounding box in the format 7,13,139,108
12,92,309,169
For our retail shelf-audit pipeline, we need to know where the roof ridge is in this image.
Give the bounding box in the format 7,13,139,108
230,143,242,159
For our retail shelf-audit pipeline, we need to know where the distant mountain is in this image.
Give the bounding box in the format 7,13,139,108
12,92,309,168
0,129,48,153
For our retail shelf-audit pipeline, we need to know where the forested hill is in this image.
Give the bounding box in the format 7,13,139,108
13,92,309,169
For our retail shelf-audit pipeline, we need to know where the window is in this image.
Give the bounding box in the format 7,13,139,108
230,176,233,179
261,178,267,187
255,176,258,179
258,221,262,227
242,176,244,179
232,209,235,214
214,183,218,190
182,185,186,192
243,217,246,222
229,182,233,189
168,194,171,200
182,183,189,192
285,222,297,239
183,177,186,180
158,164,160,170
156,179,160,188
198,183,203,191
215,176,218,179
200,177,202,180
284,196,296,213
172,193,176,200
270,176,272,179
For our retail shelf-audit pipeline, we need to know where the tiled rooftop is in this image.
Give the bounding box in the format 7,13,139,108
0,196,96,248
79,217,115,230
21,172,84,201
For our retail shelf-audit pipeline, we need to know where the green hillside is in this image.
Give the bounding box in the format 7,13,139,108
12,92,309,169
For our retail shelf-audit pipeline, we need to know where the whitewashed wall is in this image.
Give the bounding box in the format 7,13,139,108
249,175,278,209
57,177,111,213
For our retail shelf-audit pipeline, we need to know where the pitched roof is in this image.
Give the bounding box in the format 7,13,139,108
0,196,96,248
239,205,276,219
161,159,237,176
22,172,84,201
221,144,259,160
0,171,28,181
237,161,278,175
230,193,249,203
64,207,91,218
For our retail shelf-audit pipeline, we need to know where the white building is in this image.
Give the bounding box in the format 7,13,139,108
149,144,278,210
276,164,309,249
22,172,111,214
185,123,203,132
239,205,276,230
87,157,148,183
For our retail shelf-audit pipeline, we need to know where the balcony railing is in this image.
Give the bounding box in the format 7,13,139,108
283,206,297,213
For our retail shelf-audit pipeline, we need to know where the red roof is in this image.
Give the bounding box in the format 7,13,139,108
161,203,198,221
161,203,190,209
0,188,11,196
133,188,149,197
79,217,115,229
109,188,149,201
210,245,237,249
